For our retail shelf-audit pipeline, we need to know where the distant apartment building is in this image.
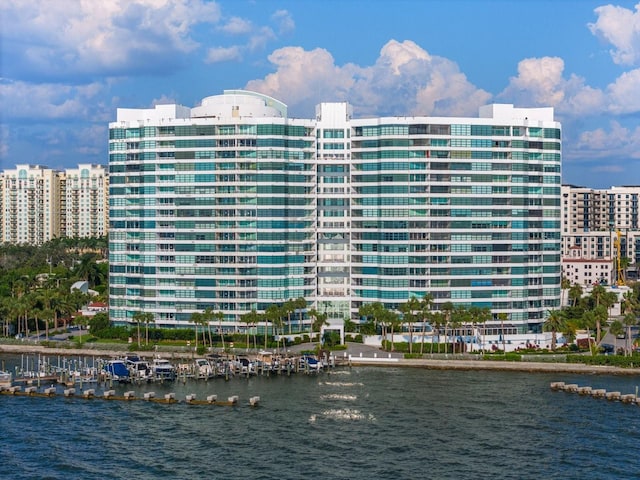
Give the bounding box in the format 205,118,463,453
561,184,640,285
0,163,108,245
108,90,562,333
0,164,62,245
60,164,109,239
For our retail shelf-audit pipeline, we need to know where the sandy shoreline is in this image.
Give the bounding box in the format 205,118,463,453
2,342,639,376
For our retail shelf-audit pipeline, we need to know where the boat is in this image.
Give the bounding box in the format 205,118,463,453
103,360,131,382
126,360,152,382
151,357,176,381
0,370,12,388
194,358,214,379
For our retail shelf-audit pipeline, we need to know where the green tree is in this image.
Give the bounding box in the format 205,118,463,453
544,309,565,351
399,296,421,354
294,297,307,332
189,311,202,351
561,276,571,308
308,308,329,349
419,294,433,355
240,309,260,351
382,309,401,352
568,283,583,307
497,312,508,354
358,302,386,338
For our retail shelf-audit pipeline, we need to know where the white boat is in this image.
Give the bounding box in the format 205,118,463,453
194,358,214,379
127,360,152,381
0,370,12,388
151,357,176,380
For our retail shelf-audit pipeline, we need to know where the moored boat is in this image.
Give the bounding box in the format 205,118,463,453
151,357,176,381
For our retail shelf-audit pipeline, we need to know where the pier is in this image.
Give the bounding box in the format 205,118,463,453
0,384,257,407
550,381,640,406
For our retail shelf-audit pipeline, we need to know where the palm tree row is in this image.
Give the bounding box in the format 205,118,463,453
359,296,497,354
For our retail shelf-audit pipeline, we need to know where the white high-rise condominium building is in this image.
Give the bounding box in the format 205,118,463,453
0,163,109,245
0,164,62,245
61,164,109,239
109,90,562,333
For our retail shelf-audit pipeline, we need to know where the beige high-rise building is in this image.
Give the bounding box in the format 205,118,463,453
61,164,109,239
0,164,62,245
0,163,108,245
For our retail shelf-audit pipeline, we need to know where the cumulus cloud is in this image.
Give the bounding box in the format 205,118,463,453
588,3,640,66
220,17,253,35
272,10,295,34
205,46,242,63
606,68,640,114
246,40,491,117
0,0,221,80
0,78,109,121
576,121,640,159
498,57,606,116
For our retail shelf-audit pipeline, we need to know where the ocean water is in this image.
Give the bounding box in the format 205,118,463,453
1,355,639,480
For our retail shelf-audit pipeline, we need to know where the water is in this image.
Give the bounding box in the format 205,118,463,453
1,354,640,479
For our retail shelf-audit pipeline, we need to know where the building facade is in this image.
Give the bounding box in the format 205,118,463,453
0,164,109,245
108,90,562,333
561,184,640,285
0,164,62,245
60,164,109,239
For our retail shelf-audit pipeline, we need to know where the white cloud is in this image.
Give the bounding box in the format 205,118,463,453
606,68,640,113
272,10,295,34
205,46,242,63
588,3,640,66
247,27,277,52
246,40,490,117
0,0,221,79
220,17,253,35
576,121,640,159
0,79,109,121
498,57,606,116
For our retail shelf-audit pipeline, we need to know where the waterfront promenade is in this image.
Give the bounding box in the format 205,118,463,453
2,341,639,376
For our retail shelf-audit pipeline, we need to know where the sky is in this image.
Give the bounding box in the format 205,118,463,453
3,0,640,188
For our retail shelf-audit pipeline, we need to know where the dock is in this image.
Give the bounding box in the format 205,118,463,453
0,384,255,407
550,381,640,406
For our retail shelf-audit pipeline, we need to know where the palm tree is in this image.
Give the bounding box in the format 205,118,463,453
284,299,296,335
293,297,307,333
568,283,583,307
419,294,433,355
212,311,225,350
561,276,571,307
593,304,609,345
358,302,386,338
132,311,153,348
240,309,259,351
544,309,565,351
189,311,202,351
399,296,421,354
441,302,455,353
430,311,444,354
590,284,607,343
497,312,508,353
198,307,214,349
581,310,597,355
382,309,401,352
264,304,283,351
621,289,638,316
308,308,328,350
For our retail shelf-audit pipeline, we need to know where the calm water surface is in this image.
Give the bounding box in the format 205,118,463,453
1,354,639,479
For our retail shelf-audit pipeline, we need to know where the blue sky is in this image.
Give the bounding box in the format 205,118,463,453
2,0,640,188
